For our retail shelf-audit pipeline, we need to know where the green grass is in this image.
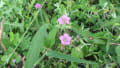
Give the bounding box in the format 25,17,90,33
0,0,120,68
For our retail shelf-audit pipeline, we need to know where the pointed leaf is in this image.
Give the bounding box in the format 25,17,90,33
25,24,48,68
47,50,96,64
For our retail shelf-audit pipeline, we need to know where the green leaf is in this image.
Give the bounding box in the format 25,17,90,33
71,46,84,58
46,27,58,48
99,0,108,7
115,46,120,64
106,40,110,53
47,50,96,64
91,64,100,68
92,38,105,45
25,24,49,68
1,54,12,64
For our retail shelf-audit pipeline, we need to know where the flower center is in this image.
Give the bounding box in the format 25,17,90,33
62,18,65,24
63,38,67,42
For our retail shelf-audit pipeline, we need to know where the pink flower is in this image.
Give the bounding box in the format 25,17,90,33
59,33,72,45
58,15,70,24
12,59,16,63
35,3,41,9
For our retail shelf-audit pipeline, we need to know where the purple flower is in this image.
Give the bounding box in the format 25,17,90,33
59,33,72,45
58,15,70,24
35,3,41,9
12,59,16,63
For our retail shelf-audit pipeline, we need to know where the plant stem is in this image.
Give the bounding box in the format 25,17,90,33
7,0,47,63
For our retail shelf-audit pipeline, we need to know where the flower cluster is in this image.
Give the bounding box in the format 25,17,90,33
58,15,72,45
35,3,72,46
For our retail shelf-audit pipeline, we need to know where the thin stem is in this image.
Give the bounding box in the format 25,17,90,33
7,0,47,63
0,42,7,51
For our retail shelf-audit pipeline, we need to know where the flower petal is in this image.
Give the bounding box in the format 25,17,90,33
68,36,72,41
59,36,64,40
65,41,70,45
58,18,64,24
65,17,70,24
64,33,69,37
61,40,66,45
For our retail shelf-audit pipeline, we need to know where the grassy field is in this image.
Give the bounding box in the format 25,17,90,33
0,0,120,68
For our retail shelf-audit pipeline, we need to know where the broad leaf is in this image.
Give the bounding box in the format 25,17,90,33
45,27,58,48
47,50,96,64
25,24,48,68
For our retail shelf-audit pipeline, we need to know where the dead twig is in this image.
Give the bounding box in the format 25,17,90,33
110,43,120,46
0,18,25,66
0,18,7,51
